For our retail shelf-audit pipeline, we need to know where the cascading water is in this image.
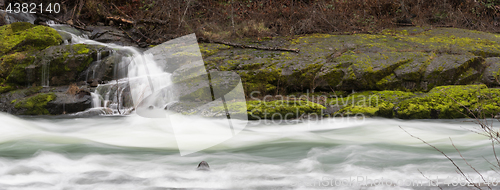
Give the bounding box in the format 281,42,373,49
41,62,49,87
47,22,175,115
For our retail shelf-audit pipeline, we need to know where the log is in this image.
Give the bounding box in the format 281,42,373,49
198,37,300,53
106,16,134,24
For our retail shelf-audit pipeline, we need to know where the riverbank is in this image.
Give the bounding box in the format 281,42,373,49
0,22,499,119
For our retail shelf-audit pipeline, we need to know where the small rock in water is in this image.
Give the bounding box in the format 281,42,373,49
197,161,210,171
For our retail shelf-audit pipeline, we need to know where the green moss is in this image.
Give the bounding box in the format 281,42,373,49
333,90,415,117
1,52,36,85
199,43,231,58
0,22,62,55
397,84,500,119
72,44,90,54
211,100,325,120
14,92,56,115
0,84,15,93
76,56,94,73
377,102,395,118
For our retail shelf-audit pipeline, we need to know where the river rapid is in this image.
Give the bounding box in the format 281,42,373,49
0,112,499,190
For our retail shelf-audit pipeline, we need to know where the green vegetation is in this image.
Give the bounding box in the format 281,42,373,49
0,84,15,93
210,100,325,120
397,85,500,119
14,93,56,115
333,85,500,119
0,22,62,55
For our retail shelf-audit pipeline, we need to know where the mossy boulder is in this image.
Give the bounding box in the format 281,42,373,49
29,44,111,86
332,84,500,119
167,99,325,120
0,85,95,115
396,85,500,119
246,100,325,120
0,51,36,86
201,27,500,95
482,57,500,86
333,90,415,117
13,92,56,115
422,55,484,90
0,22,62,55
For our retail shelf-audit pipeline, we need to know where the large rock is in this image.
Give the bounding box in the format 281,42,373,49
201,27,500,95
482,57,500,86
333,84,500,119
46,91,93,115
1,44,112,87
86,26,137,46
0,85,95,115
0,22,61,55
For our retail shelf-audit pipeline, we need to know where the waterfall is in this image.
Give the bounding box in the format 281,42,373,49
47,22,175,115
41,62,49,87
91,92,101,107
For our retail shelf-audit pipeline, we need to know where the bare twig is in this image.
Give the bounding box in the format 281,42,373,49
178,0,192,29
399,126,482,190
198,37,300,53
106,16,169,25
449,137,491,189
111,3,131,19
418,169,443,190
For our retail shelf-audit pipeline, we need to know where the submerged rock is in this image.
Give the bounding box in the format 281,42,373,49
196,161,210,171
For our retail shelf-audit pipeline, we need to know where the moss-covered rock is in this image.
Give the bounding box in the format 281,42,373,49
201,27,500,95
482,57,500,87
13,92,56,115
31,44,110,86
246,100,325,120
396,84,500,119
333,90,415,117
330,85,500,119
0,84,15,94
168,99,325,120
422,55,484,90
0,52,36,85
0,22,62,55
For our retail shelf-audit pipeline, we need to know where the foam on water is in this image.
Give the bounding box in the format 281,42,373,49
0,112,498,189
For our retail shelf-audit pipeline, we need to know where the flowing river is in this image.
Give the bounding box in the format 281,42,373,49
0,113,498,190
1,19,499,189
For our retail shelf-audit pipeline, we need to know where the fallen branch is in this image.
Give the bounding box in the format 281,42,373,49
198,37,300,53
400,126,482,190
106,16,134,24
106,16,169,25
392,22,416,26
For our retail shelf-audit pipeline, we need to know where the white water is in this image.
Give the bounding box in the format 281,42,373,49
0,112,498,189
28,22,500,189
41,62,49,87
47,22,174,114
